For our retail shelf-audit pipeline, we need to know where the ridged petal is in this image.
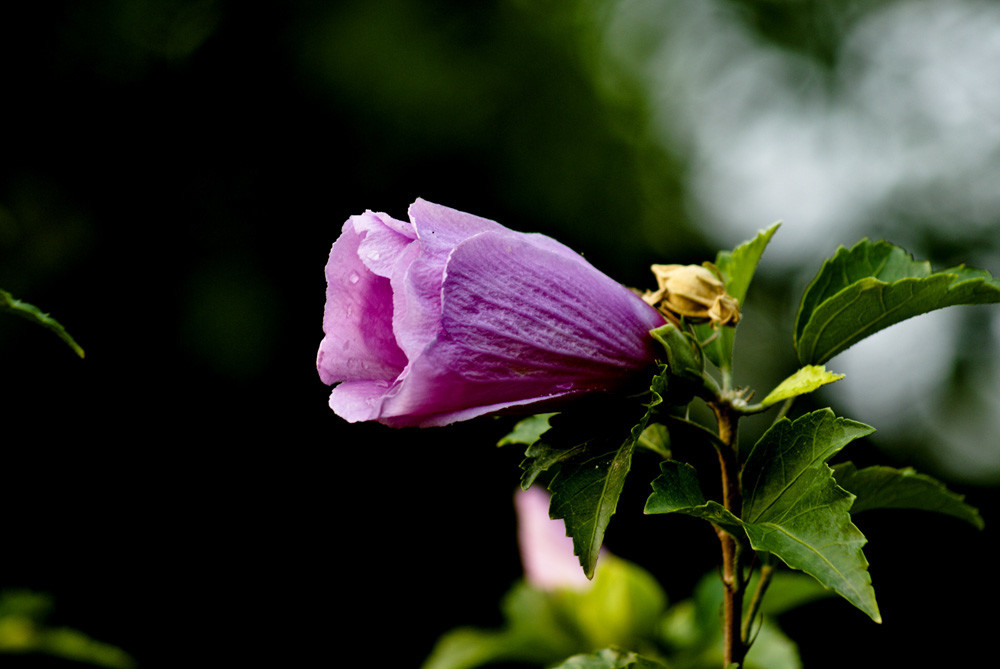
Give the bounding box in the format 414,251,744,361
377,229,664,425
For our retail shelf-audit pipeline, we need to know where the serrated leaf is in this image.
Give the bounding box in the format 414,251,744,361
694,222,781,371
499,413,556,448
551,648,667,669
759,365,845,409
518,407,615,490
740,410,880,622
794,239,1000,364
643,460,745,537
832,462,984,529
0,289,85,358
547,369,668,578
548,440,637,580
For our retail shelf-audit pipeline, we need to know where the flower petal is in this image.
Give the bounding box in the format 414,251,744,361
352,210,416,277
328,379,394,423
377,229,664,426
389,199,504,361
316,217,407,384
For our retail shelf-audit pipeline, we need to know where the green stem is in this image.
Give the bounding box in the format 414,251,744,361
741,562,775,644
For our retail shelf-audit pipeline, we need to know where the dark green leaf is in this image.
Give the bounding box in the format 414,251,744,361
0,289,85,358
546,368,669,578
794,239,1000,364
518,407,616,490
833,462,984,529
643,460,745,537
694,222,781,371
548,440,637,580
650,326,720,405
740,410,880,621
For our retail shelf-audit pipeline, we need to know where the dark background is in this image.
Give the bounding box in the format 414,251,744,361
1,1,996,667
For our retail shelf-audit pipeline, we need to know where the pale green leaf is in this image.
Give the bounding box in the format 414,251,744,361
663,572,805,669
498,413,556,447
794,239,1000,364
759,365,845,409
421,583,582,669
832,462,984,529
636,423,670,458
551,648,667,669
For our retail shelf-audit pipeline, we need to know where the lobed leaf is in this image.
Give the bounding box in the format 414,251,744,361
794,239,1000,364
740,410,880,621
644,460,744,538
646,411,881,621
543,368,669,578
832,462,984,529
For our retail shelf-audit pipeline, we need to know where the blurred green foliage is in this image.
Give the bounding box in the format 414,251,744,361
0,591,134,668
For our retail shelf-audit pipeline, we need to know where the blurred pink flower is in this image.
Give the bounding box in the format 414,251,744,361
515,486,597,590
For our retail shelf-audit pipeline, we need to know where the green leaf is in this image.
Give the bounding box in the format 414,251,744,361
636,423,670,458
758,365,845,409
643,460,745,538
740,410,880,622
660,572,807,669
518,409,605,490
694,222,781,371
421,583,583,669
0,590,134,668
645,413,881,621
422,556,668,669
650,324,717,400
546,369,668,578
551,648,667,669
498,413,556,448
570,554,668,650
794,239,1000,364
548,439,637,580
832,462,984,529
0,289,85,358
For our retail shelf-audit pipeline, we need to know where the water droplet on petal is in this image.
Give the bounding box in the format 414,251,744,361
348,271,360,284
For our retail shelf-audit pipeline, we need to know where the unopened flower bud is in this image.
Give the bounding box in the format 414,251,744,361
642,264,740,327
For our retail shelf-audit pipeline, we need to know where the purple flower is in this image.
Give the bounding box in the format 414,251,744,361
316,198,665,427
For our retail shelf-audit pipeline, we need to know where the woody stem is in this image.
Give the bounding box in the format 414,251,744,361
711,399,747,668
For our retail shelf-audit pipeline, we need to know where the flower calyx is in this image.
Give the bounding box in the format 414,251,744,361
642,263,741,328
